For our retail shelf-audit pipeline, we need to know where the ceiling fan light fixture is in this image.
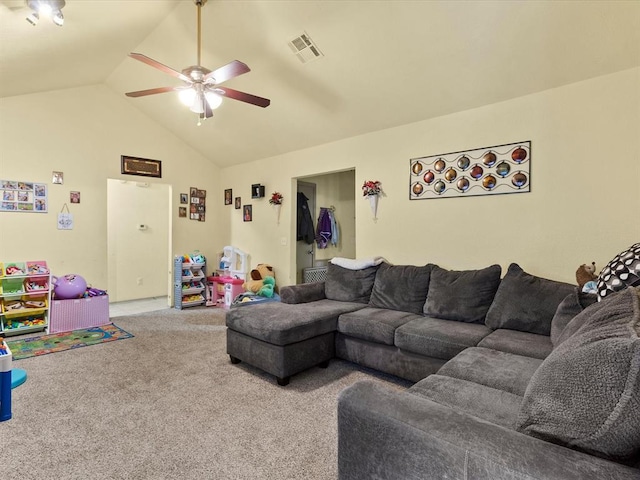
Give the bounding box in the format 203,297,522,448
52,11,64,26
189,92,206,114
178,88,196,107
26,12,39,26
26,0,66,27
205,91,222,110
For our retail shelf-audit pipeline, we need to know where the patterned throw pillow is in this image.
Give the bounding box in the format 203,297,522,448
596,243,640,301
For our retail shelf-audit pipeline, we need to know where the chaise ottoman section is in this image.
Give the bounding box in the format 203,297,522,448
226,299,367,385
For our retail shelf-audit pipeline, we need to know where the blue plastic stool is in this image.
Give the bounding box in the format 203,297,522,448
11,369,27,389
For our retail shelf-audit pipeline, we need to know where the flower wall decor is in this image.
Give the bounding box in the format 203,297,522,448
269,191,284,205
362,180,382,220
269,191,283,224
362,180,382,197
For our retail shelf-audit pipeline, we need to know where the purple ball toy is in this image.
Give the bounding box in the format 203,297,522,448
52,274,87,299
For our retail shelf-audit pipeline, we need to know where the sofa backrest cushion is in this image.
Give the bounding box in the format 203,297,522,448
596,242,640,301
424,264,502,323
550,289,598,346
485,263,574,335
516,286,640,461
368,263,432,314
325,262,379,304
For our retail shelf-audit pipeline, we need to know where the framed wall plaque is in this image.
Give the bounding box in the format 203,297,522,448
121,155,162,178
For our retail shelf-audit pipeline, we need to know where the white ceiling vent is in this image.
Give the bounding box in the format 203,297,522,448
288,32,323,64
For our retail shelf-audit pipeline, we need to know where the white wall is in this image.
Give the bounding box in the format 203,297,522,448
221,67,640,285
0,84,223,298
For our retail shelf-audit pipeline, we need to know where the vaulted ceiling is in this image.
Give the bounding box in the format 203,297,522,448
1,0,639,168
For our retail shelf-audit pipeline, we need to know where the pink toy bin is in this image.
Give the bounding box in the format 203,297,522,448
208,276,244,308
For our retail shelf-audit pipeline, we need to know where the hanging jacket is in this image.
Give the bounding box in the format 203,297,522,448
329,210,339,246
297,192,315,244
316,207,332,249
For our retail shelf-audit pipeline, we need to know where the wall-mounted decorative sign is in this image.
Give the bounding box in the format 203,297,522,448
251,184,265,199
410,141,531,200
121,155,162,178
189,187,206,221
1,179,48,213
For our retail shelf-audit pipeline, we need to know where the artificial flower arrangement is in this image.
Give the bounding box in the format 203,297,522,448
269,191,284,205
362,180,382,197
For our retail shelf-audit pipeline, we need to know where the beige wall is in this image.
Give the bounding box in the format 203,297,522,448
2,69,638,293
0,84,223,296
221,67,640,285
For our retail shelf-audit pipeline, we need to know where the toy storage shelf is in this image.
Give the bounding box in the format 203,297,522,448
173,256,206,310
0,261,52,336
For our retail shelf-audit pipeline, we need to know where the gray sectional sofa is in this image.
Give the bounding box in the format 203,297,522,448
225,261,640,479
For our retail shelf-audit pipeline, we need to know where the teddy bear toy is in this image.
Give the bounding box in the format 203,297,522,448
576,262,597,290
243,263,276,296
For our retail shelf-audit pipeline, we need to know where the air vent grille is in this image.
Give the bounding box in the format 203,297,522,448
288,32,323,64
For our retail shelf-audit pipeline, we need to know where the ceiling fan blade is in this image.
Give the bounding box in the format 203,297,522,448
214,86,271,108
203,60,250,85
128,53,192,83
125,86,178,98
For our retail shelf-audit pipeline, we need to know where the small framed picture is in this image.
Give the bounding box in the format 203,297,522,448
179,207,187,218
243,205,252,222
180,193,188,204
52,171,64,185
234,197,241,209
224,189,233,205
70,191,80,204
190,187,197,197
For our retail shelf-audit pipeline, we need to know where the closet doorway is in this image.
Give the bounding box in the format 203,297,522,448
107,179,172,304
295,170,356,283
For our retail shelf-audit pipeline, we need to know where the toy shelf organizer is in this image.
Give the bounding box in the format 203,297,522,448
174,254,207,309
0,261,52,336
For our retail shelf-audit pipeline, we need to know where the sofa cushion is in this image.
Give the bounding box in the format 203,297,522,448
368,263,432,314
477,329,552,360
226,299,366,345
337,307,420,346
485,263,575,335
410,374,522,429
423,264,501,323
550,289,598,346
516,286,640,461
596,242,640,301
280,281,326,304
437,347,543,396
395,318,492,360
324,262,379,304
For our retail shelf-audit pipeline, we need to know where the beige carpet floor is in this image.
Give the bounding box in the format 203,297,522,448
3,307,410,480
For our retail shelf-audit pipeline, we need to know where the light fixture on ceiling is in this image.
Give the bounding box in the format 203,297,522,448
25,0,66,27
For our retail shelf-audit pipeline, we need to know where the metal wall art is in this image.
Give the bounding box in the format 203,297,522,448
410,141,531,200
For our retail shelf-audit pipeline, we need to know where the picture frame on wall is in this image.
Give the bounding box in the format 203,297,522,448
180,193,188,204
224,189,233,205
243,205,252,222
121,155,162,178
179,207,187,218
235,197,241,209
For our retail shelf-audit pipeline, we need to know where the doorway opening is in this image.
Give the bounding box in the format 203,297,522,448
107,179,172,306
295,169,356,284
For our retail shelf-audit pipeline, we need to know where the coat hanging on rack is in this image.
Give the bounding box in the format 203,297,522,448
297,192,315,244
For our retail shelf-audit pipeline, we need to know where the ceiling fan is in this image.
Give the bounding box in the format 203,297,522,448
125,0,270,124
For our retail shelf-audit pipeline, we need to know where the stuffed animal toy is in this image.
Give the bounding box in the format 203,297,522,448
576,262,597,289
242,263,276,294
258,276,276,298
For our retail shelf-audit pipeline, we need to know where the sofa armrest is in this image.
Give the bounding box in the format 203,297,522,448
280,282,326,304
338,381,639,480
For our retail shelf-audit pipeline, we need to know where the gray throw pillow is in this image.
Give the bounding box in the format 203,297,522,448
485,263,574,335
369,263,432,314
423,264,502,323
324,262,379,304
516,287,640,461
550,289,598,347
